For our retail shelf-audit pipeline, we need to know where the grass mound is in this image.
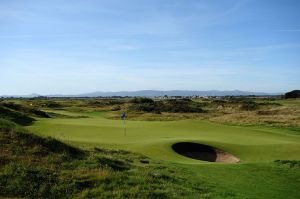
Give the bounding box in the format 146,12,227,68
0,118,83,164
0,106,35,125
0,102,52,126
1,102,50,118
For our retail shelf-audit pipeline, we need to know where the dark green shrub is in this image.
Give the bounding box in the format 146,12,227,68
42,101,63,108
240,101,259,111
107,99,124,105
111,105,121,111
284,90,300,99
274,160,300,168
129,98,154,104
128,99,204,113
162,100,204,113
129,103,157,112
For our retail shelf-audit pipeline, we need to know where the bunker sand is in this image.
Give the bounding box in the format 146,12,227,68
172,142,240,163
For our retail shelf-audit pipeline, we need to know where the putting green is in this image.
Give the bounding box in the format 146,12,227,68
27,111,300,164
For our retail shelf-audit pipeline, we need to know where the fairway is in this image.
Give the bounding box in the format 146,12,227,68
27,110,300,164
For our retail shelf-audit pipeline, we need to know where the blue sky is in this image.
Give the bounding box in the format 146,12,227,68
0,0,299,95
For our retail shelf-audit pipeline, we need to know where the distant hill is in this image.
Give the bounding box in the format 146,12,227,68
1,90,280,98
77,90,276,97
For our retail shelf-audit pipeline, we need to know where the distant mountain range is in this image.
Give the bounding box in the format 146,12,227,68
1,90,282,98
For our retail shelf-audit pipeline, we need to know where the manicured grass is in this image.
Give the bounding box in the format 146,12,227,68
27,111,300,163
275,99,300,106
182,163,300,199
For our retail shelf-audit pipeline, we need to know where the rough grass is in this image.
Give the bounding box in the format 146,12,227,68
0,102,50,118
184,163,300,199
105,111,213,121
105,98,300,128
209,106,300,128
3,98,299,128
0,106,35,125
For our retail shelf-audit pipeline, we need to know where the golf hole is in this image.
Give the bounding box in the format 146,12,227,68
172,142,240,163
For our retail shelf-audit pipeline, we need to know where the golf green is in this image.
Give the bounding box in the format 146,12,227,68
28,111,300,164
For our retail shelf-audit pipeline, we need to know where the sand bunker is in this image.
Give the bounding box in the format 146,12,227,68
172,142,240,163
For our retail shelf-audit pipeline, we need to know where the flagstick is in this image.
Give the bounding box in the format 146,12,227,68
123,118,126,136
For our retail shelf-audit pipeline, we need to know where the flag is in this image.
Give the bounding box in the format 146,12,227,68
121,112,126,120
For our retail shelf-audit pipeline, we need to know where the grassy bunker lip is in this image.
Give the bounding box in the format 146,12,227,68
172,142,240,163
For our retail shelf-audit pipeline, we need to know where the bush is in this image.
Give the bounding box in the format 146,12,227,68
128,99,204,113
240,101,259,111
107,99,124,105
42,101,62,108
111,105,121,111
129,98,154,104
129,103,158,113
274,160,300,168
162,100,204,113
284,90,300,99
